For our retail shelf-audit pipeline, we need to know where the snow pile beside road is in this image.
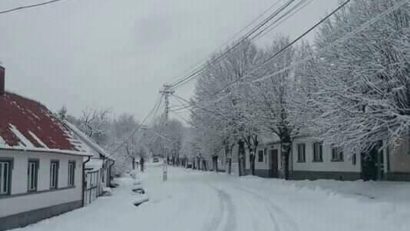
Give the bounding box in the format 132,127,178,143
237,176,410,231
292,179,410,203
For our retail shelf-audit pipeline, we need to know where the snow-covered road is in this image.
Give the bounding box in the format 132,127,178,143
15,165,410,231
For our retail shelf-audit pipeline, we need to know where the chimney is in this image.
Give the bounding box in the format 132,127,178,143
0,65,4,96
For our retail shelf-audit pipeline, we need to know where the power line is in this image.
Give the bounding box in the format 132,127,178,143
252,0,408,83
205,0,352,99
0,0,68,15
170,110,191,125
167,0,300,90
250,0,314,42
170,105,192,112
109,94,163,156
172,94,234,123
188,0,406,112
164,0,283,88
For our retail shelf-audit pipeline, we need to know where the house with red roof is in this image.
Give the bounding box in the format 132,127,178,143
0,66,93,231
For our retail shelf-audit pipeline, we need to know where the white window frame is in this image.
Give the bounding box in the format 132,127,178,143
297,143,306,162
68,161,76,187
258,150,264,162
0,160,12,195
27,159,39,192
313,142,323,162
50,160,59,189
331,147,344,162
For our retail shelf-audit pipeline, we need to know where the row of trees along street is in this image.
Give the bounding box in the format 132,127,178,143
188,0,410,178
57,0,410,179
59,107,187,175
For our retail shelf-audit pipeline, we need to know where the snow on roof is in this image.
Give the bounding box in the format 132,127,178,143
0,92,91,156
64,120,114,160
258,133,280,145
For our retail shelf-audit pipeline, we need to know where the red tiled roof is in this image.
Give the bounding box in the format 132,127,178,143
0,92,84,154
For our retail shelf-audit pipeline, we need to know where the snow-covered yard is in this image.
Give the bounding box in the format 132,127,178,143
14,165,410,231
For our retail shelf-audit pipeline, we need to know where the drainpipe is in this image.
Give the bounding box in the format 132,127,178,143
82,156,91,207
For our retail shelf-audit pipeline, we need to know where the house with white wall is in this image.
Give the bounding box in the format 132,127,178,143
291,136,361,180
244,138,282,178
64,121,115,204
291,135,410,181
0,66,92,230
242,130,410,181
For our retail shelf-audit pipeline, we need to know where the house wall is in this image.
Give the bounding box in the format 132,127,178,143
0,150,83,230
245,143,282,178
291,137,361,180
386,138,410,180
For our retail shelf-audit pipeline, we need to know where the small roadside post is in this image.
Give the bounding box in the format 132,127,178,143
163,158,168,181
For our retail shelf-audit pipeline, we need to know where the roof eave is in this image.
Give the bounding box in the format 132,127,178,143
0,146,92,157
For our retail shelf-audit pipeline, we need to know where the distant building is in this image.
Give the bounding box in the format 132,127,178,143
0,66,92,230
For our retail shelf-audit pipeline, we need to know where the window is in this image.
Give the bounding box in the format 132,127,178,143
297,144,306,162
50,161,59,189
27,160,39,192
331,147,344,162
0,160,12,195
258,150,264,162
313,142,323,162
68,161,76,187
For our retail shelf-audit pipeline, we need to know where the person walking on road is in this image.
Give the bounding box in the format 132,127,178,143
140,157,145,172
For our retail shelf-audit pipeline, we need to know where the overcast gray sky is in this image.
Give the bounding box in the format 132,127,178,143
0,0,339,122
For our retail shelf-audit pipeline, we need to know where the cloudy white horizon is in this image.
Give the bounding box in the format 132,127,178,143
0,0,338,122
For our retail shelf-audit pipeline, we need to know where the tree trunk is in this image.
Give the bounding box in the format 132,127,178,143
249,151,255,175
281,142,292,180
227,157,232,174
212,155,218,172
238,139,245,176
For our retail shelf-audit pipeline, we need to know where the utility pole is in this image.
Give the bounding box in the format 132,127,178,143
160,84,175,121
159,84,174,181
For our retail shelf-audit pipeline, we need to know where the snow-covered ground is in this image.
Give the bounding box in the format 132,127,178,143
14,165,410,231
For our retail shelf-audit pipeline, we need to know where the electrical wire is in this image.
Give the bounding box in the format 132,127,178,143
250,0,314,42
109,94,163,156
201,0,352,100
164,0,283,88
167,0,299,90
184,0,407,112
171,110,191,125
0,0,68,15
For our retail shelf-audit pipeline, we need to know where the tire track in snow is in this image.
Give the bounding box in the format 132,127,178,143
221,183,280,231
202,183,237,231
232,184,299,231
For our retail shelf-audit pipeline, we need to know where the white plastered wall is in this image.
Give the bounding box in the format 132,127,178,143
0,150,83,217
292,137,361,172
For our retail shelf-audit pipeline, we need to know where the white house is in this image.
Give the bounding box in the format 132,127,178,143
0,66,92,230
291,136,361,180
241,131,410,181
240,136,283,178
64,121,115,205
291,135,410,181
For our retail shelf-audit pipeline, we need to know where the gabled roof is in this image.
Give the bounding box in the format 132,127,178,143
0,92,90,156
64,120,114,160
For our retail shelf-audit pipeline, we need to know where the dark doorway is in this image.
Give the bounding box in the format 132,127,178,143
269,149,279,178
361,142,384,181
